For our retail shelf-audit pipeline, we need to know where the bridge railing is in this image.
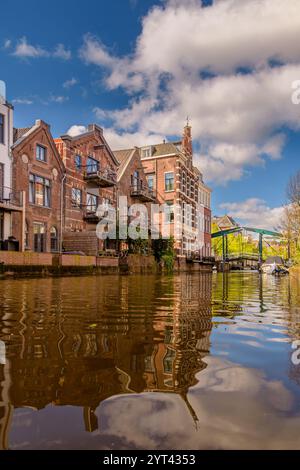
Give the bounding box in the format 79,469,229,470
215,253,260,262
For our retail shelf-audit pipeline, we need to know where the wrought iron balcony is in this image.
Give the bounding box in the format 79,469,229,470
130,183,157,203
82,206,99,223
82,163,117,188
82,201,116,224
0,186,23,212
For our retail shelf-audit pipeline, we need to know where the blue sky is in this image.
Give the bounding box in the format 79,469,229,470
1,0,300,229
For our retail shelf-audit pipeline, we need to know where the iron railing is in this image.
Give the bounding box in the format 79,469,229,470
187,253,215,264
0,186,23,208
82,164,117,185
82,200,116,222
130,183,157,201
215,253,260,262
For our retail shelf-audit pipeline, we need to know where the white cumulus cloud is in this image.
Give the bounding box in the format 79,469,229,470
66,123,165,150
3,39,11,49
53,43,71,60
63,77,78,89
12,38,71,60
12,98,33,105
13,37,49,58
219,198,285,230
78,0,300,185
50,95,69,104
67,125,88,137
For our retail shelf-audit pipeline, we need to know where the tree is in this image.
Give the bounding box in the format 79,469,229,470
287,170,300,206
279,171,300,262
278,204,300,262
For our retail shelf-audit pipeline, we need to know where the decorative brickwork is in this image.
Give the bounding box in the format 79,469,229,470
62,231,99,256
12,120,65,253
54,124,119,233
138,124,212,256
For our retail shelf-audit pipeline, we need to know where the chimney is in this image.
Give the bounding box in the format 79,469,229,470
35,119,50,129
88,123,103,134
182,120,193,156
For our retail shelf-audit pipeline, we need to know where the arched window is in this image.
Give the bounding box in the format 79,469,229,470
50,226,58,252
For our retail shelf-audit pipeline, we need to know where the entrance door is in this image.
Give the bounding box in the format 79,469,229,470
33,223,46,252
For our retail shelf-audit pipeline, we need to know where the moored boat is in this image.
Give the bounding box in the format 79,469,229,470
261,256,289,275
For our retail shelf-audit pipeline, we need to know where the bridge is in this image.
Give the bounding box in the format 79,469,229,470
222,252,260,261
211,226,284,270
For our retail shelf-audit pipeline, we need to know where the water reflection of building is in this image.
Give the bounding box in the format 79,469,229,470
0,273,212,448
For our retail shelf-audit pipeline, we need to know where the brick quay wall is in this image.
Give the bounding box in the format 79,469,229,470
0,251,213,279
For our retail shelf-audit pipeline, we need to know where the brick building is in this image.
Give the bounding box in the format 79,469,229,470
138,123,212,257
114,147,157,247
54,124,119,255
12,120,65,252
114,147,157,206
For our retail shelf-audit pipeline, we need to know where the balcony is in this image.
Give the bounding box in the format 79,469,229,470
83,164,117,188
130,183,157,203
82,201,116,224
0,186,23,212
82,206,99,223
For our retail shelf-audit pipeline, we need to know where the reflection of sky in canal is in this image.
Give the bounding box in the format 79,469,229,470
1,272,300,449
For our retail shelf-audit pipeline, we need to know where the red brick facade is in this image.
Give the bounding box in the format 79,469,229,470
12,120,65,253
55,125,118,232
138,125,212,256
113,148,156,250
10,121,211,258
54,124,119,253
115,148,153,206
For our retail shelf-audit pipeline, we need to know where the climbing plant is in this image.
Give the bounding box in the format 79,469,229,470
152,236,176,273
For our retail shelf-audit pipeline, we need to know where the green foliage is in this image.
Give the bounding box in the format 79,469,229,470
292,246,300,265
128,237,149,254
152,236,176,272
161,253,175,273
212,224,288,260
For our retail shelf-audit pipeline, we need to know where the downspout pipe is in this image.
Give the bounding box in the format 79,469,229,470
60,173,66,254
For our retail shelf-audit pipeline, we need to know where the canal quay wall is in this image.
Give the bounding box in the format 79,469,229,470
0,251,119,279
0,251,213,279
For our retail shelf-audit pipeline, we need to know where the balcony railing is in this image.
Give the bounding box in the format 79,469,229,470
215,253,259,262
0,186,23,211
82,206,100,223
82,200,116,223
82,164,117,187
186,253,215,264
130,183,157,202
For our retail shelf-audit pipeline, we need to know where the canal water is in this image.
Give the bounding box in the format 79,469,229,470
0,272,300,450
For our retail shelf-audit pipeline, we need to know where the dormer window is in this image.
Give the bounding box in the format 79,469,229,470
141,146,152,158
